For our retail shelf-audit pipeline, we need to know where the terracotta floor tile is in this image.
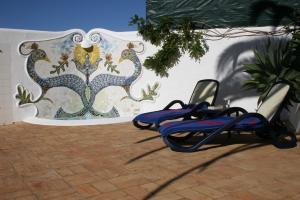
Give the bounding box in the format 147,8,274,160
92,180,118,193
193,185,226,199
122,185,150,199
175,188,213,200
91,190,129,200
14,195,38,200
69,165,91,174
139,182,172,195
46,192,83,200
75,184,100,198
0,122,299,200
0,176,27,194
108,174,150,189
230,190,270,200
56,168,75,177
150,192,186,200
0,189,33,200
33,188,76,200
249,187,285,200
64,173,100,186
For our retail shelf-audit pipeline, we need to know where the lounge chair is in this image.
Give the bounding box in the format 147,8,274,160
159,82,297,152
133,79,219,129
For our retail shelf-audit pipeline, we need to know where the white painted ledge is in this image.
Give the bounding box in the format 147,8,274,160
23,117,134,126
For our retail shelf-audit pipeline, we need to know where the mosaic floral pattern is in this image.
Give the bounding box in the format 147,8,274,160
17,30,159,120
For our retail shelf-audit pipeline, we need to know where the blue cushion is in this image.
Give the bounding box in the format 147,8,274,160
133,108,192,125
159,116,264,136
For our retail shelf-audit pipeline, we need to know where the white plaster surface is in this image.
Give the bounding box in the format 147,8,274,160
24,116,133,126
0,27,299,129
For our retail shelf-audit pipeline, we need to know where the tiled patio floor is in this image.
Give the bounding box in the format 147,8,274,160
0,122,299,200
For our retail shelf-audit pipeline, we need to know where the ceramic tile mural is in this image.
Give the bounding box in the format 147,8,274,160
16,30,159,120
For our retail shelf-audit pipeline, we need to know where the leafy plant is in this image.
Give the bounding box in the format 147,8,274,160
140,82,159,101
243,38,300,107
16,85,33,105
129,15,208,77
121,82,159,101
50,53,69,75
104,53,120,74
15,85,53,105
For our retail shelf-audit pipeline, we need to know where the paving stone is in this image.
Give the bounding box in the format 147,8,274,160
64,173,100,186
175,188,213,200
91,180,118,193
0,189,33,200
150,192,186,200
75,184,100,198
0,122,299,200
108,174,150,189
122,185,151,199
230,190,270,200
14,195,38,200
90,190,129,200
193,185,226,199
56,168,75,177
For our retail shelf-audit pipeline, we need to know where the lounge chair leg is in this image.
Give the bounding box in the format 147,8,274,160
133,120,153,129
227,131,232,139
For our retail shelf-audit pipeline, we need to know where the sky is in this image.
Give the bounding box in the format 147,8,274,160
0,0,145,32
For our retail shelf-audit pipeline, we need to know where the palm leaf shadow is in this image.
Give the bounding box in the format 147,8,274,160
215,37,290,105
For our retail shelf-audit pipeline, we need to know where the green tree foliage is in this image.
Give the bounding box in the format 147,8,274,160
129,15,208,77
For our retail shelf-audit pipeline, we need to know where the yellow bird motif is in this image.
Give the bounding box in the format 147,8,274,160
74,44,100,65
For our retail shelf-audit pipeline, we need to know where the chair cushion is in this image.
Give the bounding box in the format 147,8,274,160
133,108,192,124
159,116,264,136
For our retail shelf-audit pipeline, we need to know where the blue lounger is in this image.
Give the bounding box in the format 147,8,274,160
159,82,297,152
133,79,219,129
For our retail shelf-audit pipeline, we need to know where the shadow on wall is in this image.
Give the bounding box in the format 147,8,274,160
289,103,300,132
215,37,282,106
215,0,297,106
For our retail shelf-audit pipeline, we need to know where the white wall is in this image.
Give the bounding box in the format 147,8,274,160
0,43,13,124
0,27,299,129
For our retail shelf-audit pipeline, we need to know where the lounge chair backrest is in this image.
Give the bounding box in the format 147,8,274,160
257,83,290,121
189,79,219,105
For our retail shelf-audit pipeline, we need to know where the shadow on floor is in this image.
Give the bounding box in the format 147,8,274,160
128,132,270,164
127,142,227,165
135,135,161,144
126,146,168,164
142,142,269,200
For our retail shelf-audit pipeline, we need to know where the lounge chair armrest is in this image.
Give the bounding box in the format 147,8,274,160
190,101,210,113
195,101,210,109
215,107,248,117
164,100,186,110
